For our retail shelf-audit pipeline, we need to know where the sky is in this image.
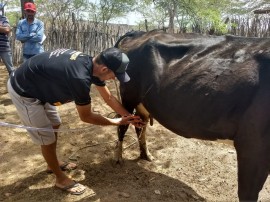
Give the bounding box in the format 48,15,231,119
111,12,143,25
88,0,143,25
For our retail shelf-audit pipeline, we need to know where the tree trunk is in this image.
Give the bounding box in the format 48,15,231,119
168,10,174,33
145,19,149,32
167,1,177,34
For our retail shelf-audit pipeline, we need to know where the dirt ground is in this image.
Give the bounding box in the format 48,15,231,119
1,64,270,202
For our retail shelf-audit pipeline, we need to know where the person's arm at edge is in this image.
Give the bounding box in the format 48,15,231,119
0,17,11,35
0,24,11,35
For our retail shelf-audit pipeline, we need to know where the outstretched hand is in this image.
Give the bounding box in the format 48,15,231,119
121,115,146,128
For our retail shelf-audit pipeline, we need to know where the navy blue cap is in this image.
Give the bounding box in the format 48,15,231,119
100,47,130,82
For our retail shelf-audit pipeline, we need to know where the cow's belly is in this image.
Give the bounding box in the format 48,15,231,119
156,113,237,140
142,94,241,140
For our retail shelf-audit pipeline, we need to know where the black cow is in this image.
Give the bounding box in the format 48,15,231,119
114,30,270,201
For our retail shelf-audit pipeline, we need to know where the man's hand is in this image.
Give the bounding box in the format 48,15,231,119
120,115,146,128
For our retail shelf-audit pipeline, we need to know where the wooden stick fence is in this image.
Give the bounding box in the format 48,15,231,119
10,21,133,65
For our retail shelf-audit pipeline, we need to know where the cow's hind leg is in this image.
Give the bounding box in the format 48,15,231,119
235,111,270,200
135,104,154,161
235,137,270,201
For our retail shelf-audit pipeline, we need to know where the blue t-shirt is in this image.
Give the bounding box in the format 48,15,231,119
16,18,44,55
10,48,105,106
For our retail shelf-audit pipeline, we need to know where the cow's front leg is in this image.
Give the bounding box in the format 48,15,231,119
135,126,154,161
114,124,129,165
135,104,154,161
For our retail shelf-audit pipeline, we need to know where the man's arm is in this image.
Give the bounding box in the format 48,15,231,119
95,85,130,116
95,85,145,127
16,21,32,42
76,103,135,126
0,17,11,35
0,25,10,35
27,21,44,42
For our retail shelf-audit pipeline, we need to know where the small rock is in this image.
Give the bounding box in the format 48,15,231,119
70,142,77,146
5,192,12,197
154,190,161,195
192,194,200,200
199,177,207,182
14,182,22,187
118,192,130,198
228,150,235,154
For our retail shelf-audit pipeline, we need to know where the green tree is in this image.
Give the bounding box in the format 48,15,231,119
150,0,178,33
88,0,136,27
189,0,231,34
137,0,233,34
3,0,20,26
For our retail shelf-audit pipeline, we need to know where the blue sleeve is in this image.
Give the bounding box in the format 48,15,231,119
28,20,44,43
16,20,32,42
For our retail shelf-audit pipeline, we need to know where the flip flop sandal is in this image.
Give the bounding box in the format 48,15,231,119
55,180,86,195
46,162,77,173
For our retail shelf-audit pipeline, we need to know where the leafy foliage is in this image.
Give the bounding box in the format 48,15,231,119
3,0,270,34
88,0,136,26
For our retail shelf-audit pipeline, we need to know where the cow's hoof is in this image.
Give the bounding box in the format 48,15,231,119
111,158,125,167
140,153,154,161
